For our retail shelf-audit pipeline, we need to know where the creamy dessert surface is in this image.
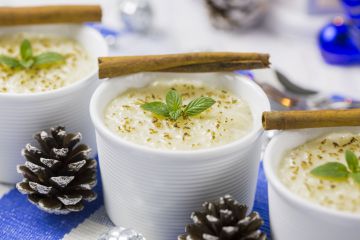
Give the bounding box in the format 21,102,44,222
105,80,253,150
0,33,95,93
279,132,360,214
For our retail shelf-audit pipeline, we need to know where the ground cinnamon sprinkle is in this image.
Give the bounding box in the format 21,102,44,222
279,132,360,214
0,33,94,93
105,79,253,150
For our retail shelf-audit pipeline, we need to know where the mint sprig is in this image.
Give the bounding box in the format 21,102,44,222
166,90,182,111
141,89,215,120
311,150,360,184
0,39,65,69
141,102,170,117
184,97,217,116
34,52,65,66
0,55,21,68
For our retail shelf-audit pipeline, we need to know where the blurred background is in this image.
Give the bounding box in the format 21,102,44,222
2,0,359,107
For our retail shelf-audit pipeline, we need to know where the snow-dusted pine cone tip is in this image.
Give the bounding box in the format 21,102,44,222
16,126,97,214
178,195,267,240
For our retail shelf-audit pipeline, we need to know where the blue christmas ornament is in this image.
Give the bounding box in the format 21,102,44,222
318,0,360,65
341,0,360,49
342,0,360,20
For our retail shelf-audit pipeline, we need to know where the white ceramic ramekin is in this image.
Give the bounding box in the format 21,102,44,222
0,24,108,184
264,127,360,240
90,72,270,240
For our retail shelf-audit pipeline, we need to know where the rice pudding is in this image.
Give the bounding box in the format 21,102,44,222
0,33,95,93
279,132,360,213
104,80,253,150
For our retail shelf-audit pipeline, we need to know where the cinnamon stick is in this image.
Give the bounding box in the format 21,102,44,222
161,60,267,72
0,5,102,26
262,109,360,130
98,52,270,78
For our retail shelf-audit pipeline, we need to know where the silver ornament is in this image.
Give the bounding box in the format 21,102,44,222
117,0,153,33
206,0,269,29
98,227,146,240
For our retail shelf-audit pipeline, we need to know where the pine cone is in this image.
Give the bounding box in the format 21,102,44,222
205,0,268,30
16,126,97,214
178,195,266,240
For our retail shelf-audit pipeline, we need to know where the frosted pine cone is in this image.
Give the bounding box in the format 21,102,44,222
16,126,97,214
179,195,267,240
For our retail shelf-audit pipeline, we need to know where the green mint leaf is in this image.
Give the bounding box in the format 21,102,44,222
141,102,169,117
351,173,360,185
19,59,34,69
20,39,32,60
184,97,216,117
169,109,182,120
0,55,21,68
345,150,359,173
166,90,182,111
310,162,349,180
33,52,65,66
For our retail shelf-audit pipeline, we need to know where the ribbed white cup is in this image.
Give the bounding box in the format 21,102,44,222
0,24,108,184
264,127,360,240
90,72,270,240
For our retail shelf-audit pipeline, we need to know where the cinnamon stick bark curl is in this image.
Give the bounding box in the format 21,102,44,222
0,5,102,26
262,109,360,130
98,52,270,78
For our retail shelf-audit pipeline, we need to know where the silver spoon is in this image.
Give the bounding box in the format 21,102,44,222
274,69,318,95
256,70,360,110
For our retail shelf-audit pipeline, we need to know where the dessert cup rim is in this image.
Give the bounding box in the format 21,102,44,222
0,24,108,99
90,72,270,157
264,128,360,221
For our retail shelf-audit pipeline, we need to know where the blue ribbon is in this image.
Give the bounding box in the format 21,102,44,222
254,162,271,239
0,161,271,239
0,162,103,240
